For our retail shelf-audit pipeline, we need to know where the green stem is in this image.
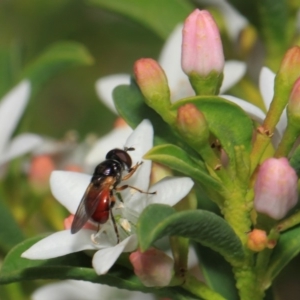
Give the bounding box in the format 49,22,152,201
200,143,232,186
182,274,226,300
276,210,300,232
274,123,299,157
234,265,265,300
222,187,252,244
250,131,272,174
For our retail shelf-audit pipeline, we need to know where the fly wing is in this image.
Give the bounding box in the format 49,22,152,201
71,180,105,234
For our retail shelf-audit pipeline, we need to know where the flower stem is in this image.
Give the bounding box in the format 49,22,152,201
274,123,299,157
233,265,265,300
182,274,226,300
276,210,300,232
250,131,272,174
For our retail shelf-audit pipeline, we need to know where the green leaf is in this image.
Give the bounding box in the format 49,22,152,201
264,225,300,285
114,81,182,146
194,243,239,300
21,42,93,94
0,48,15,98
145,144,222,192
137,204,244,265
172,96,253,173
0,200,24,252
0,235,197,300
88,0,194,39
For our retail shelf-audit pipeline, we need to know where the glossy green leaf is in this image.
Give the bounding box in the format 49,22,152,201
0,235,197,300
172,96,253,173
0,200,24,252
145,144,222,192
21,42,93,94
114,81,183,146
264,225,300,285
88,0,193,39
194,243,239,300
137,204,244,265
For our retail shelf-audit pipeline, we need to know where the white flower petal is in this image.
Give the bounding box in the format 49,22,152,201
158,24,193,101
220,60,246,93
147,176,194,208
50,171,91,214
0,80,31,156
0,133,43,165
123,120,153,194
125,119,153,164
32,280,101,300
92,234,138,274
32,280,155,300
259,67,275,109
85,125,133,167
21,230,111,259
95,74,130,114
159,24,185,89
221,94,266,123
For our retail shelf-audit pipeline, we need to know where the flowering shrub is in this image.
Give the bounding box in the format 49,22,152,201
1,3,300,300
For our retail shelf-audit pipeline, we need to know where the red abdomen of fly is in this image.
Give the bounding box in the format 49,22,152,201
91,189,110,224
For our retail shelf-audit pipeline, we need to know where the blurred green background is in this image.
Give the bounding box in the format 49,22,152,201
0,0,194,140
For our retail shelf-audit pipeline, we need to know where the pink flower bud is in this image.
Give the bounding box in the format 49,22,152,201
278,46,300,83
177,104,209,147
134,58,170,104
129,248,173,287
181,9,224,77
254,157,298,220
247,229,268,252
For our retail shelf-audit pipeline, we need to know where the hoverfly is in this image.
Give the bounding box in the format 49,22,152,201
71,147,154,242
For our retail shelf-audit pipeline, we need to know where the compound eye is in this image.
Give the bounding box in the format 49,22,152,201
106,149,132,169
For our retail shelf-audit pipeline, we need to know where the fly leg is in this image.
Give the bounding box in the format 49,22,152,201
109,195,120,243
115,184,156,195
122,161,143,181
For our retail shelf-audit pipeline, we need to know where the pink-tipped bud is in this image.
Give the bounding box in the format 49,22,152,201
273,47,300,108
134,58,174,124
181,9,224,77
134,58,170,104
277,47,300,84
247,229,268,252
254,158,298,220
177,104,209,148
129,248,173,287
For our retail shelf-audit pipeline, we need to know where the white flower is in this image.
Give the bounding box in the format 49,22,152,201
0,80,42,168
31,280,155,300
22,120,194,275
95,24,246,108
85,123,133,168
